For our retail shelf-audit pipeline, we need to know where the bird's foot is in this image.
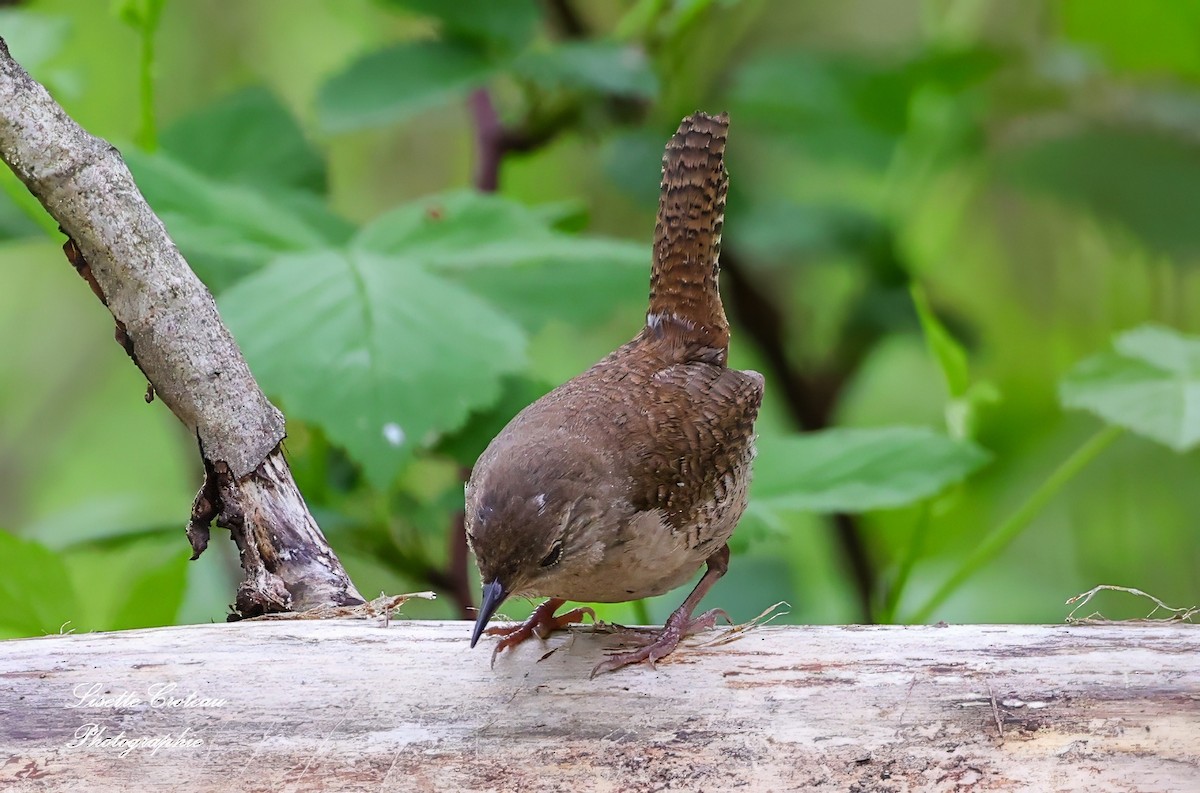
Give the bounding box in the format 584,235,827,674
589,607,731,678
486,599,596,667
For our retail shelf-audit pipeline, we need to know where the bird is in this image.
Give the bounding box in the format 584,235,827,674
464,111,763,677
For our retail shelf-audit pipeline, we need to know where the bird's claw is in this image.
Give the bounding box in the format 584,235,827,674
589,608,731,678
486,605,597,668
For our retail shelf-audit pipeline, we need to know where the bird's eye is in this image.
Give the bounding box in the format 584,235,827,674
539,541,564,568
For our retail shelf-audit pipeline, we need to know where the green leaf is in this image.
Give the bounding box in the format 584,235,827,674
382,0,541,53
61,534,189,632
113,0,165,29
0,530,79,639
355,190,548,253
615,0,742,41
944,380,1001,442
529,198,590,232
219,249,527,488
614,0,668,40
752,427,990,513
354,191,648,329
126,149,354,292
999,126,1200,259
161,86,327,193
1060,0,1200,79
0,10,71,74
1115,323,1200,373
910,283,969,396
457,245,646,329
729,197,879,264
730,49,1000,169
514,41,659,99
317,40,494,133
0,177,45,241
0,10,78,106
910,284,1000,441
436,375,553,467
601,129,672,207
729,53,911,169
1060,324,1200,452
666,0,730,35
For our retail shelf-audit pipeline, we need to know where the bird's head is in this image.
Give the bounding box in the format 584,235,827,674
464,459,613,648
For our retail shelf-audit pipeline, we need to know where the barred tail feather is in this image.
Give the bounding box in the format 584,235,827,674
646,111,730,363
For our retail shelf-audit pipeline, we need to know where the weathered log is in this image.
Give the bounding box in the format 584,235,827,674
2,622,1196,791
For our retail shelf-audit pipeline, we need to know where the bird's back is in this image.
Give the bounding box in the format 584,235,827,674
472,329,762,601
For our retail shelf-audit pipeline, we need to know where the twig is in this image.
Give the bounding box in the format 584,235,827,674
469,89,504,192
543,0,588,39
1065,585,1200,625
575,602,790,650
987,681,1004,741
468,88,584,192
350,504,473,620
696,601,791,648
247,591,436,622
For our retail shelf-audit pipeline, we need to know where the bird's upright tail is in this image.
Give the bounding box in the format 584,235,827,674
646,111,731,365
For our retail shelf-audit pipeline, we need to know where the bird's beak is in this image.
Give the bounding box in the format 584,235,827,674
470,579,507,648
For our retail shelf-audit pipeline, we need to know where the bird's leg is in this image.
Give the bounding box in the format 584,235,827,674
486,597,596,667
590,545,732,678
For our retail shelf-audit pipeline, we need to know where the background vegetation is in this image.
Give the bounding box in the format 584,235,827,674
2,0,1198,638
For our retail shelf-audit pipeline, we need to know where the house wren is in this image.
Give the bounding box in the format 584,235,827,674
464,112,763,677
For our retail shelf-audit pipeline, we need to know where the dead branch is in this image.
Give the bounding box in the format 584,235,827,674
0,37,362,616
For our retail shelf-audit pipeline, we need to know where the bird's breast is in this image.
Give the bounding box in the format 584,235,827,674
527,509,714,603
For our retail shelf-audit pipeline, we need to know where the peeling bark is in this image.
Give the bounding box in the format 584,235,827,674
0,37,363,615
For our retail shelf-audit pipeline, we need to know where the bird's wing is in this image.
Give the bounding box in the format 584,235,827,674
625,365,764,546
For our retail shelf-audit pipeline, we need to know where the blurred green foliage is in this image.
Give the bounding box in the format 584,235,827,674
2,0,1199,638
